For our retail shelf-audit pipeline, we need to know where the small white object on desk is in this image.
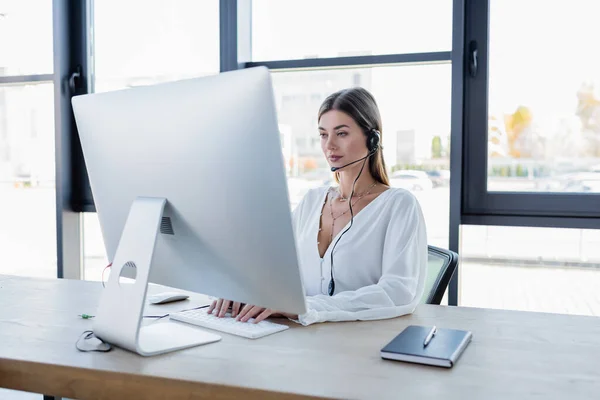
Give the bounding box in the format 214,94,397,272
147,292,190,305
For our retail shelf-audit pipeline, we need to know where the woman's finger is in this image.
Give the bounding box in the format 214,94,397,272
207,299,217,314
236,303,254,321
218,299,231,317
208,298,222,315
240,306,264,323
231,302,242,318
253,308,274,323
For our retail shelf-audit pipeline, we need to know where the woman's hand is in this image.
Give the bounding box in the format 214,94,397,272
236,305,298,323
207,298,298,323
207,298,244,318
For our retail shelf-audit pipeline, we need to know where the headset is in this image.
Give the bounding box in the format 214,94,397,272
327,128,380,296
330,129,380,172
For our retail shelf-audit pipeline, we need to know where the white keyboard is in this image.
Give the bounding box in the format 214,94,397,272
169,308,289,339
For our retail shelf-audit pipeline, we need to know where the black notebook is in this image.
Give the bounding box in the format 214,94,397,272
380,325,472,368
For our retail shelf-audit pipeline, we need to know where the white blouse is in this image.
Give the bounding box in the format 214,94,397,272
292,186,428,326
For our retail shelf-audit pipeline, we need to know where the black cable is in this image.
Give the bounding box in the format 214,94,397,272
328,156,369,296
143,304,209,320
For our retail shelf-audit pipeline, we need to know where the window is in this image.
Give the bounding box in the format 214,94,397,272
251,0,452,61
463,0,600,222
0,1,55,279
0,83,56,278
83,0,220,281
271,64,451,247
487,1,600,193
80,1,454,277
460,225,600,316
92,0,220,92
83,213,108,281
0,0,53,76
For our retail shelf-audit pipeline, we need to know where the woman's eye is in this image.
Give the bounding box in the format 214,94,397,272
319,133,327,138
337,131,347,136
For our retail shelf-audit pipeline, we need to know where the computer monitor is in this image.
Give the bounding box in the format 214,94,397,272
71,67,307,356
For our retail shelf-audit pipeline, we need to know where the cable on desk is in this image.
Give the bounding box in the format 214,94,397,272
144,304,209,321
101,262,112,288
76,331,112,352
75,305,209,352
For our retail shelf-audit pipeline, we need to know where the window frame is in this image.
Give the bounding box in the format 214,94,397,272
462,0,600,229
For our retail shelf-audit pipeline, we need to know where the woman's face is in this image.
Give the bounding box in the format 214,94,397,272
318,110,368,170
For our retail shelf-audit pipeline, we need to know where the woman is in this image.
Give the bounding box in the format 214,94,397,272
209,87,428,326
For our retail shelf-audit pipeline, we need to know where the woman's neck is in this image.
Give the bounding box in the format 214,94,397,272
336,168,377,199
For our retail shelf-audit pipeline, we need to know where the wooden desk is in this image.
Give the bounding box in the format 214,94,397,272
0,275,599,400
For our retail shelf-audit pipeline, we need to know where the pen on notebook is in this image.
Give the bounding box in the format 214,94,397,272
423,326,437,347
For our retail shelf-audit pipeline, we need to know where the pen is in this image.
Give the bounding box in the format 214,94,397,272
423,325,437,347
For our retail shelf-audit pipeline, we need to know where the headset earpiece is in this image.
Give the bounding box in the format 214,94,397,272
367,129,380,153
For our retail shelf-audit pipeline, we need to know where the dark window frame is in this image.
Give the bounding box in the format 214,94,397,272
462,0,600,229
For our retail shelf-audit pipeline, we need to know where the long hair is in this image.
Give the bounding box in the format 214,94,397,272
318,87,389,186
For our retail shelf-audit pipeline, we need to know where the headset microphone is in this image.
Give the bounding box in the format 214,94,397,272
327,128,381,296
330,150,376,172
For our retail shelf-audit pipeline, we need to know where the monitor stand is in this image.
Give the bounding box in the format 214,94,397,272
92,196,221,356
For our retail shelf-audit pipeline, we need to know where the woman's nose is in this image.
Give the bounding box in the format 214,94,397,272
326,135,337,149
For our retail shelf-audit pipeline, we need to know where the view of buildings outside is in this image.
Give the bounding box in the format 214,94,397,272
1,1,599,318
486,0,600,193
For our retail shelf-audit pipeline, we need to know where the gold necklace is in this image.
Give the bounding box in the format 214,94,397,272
336,181,377,202
328,183,377,242
317,184,377,248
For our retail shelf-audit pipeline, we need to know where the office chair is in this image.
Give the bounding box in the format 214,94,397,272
421,245,459,305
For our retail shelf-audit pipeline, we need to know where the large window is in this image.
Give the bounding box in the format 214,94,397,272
6,0,600,323
82,1,453,280
83,0,220,281
487,1,600,193
464,0,600,222
0,1,56,279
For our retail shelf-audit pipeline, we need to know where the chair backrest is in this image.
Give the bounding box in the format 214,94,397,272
421,245,459,305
